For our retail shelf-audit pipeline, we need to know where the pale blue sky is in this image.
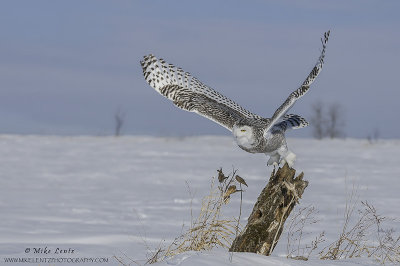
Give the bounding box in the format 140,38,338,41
1,0,399,137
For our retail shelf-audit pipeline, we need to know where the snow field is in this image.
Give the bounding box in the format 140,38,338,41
0,135,399,265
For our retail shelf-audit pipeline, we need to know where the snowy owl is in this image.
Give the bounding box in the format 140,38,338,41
140,31,330,167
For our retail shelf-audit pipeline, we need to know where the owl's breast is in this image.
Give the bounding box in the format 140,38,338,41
235,136,257,152
233,126,262,153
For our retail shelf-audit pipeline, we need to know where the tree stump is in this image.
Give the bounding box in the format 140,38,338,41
230,163,308,255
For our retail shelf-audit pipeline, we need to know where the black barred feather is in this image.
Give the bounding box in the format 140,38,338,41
273,114,309,132
140,31,330,165
140,31,329,138
140,54,261,131
264,30,330,134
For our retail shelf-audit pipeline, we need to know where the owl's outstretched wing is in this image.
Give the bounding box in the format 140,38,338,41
140,54,261,131
264,31,330,134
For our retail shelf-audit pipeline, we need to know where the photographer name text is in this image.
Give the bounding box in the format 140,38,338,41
25,247,75,255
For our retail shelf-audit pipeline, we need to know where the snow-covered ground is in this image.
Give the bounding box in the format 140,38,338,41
0,135,399,265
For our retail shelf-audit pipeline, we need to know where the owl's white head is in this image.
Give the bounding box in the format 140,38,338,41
232,125,256,149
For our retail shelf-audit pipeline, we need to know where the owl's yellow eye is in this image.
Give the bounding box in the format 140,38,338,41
241,129,246,132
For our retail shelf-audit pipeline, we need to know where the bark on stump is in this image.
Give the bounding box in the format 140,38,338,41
230,163,308,255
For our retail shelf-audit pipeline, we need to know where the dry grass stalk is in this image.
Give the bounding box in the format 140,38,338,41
286,205,325,260
165,168,244,256
113,251,142,266
285,184,400,264
319,189,400,264
145,242,166,265
143,168,246,264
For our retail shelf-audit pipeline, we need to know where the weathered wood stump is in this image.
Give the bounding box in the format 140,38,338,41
230,163,308,255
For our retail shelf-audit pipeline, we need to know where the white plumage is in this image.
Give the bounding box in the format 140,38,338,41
140,31,330,167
